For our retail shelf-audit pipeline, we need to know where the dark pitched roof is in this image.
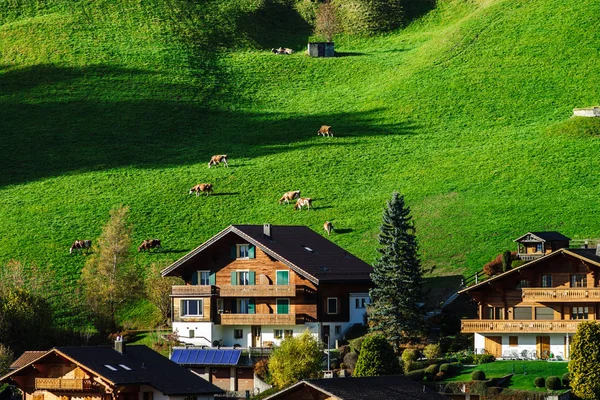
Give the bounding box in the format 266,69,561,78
265,376,447,400
162,225,372,284
513,231,571,242
9,351,47,370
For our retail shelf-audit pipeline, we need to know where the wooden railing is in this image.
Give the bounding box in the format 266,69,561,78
517,253,543,261
171,285,216,296
220,313,296,325
35,378,94,391
461,320,582,333
219,284,297,297
522,288,600,302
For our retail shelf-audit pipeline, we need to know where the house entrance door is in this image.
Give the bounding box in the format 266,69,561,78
537,336,551,359
251,326,261,347
484,336,502,358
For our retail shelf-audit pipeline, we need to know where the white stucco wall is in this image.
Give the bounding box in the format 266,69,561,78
474,333,573,359
173,322,214,346
349,293,370,324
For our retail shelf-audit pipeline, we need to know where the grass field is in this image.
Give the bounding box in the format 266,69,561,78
1,0,599,325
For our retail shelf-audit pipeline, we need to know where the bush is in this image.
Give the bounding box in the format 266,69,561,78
439,362,462,377
352,337,364,354
407,360,428,371
402,348,419,363
354,334,401,377
423,344,441,360
405,369,425,381
425,364,439,375
533,377,545,388
343,352,358,373
439,363,451,374
471,370,486,381
569,321,600,399
473,353,495,364
562,372,570,387
546,376,561,390
254,359,270,382
483,253,503,276
338,345,351,358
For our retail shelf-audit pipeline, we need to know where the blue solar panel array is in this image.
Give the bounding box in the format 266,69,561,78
171,349,242,366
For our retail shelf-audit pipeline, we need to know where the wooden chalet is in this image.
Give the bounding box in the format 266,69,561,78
514,231,570,261
161,224,372,348
0,342,223,400
460,231,600,360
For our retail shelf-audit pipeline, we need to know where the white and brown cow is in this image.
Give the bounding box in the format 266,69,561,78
317,125,333,137
294,197,313,211
324,221,334,236
208,154,228,168
279,190,301,205
138,239,161,252
271,47,294,55
69,240,92,254
189,183,213,196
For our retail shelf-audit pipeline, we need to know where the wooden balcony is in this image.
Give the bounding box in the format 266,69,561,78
220,313,296,325
517,253,543,261
171,285,216,296
219,284,297,297
35,378,94,391
461,319,582,333
522,288,600,302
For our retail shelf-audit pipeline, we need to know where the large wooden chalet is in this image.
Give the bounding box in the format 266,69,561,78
161,224,372,348
459,231,600,360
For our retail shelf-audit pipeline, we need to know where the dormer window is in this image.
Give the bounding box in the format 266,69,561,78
535,243,543,253
238,244,249,258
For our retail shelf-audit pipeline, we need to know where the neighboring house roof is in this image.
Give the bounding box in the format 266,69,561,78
513,231,571,242
264,376,448,400
9,351,47,370
2,345,223,396
171,348,241,366
459,248,600,294
161,225,373,284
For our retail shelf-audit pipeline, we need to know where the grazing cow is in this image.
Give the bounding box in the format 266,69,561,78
189,183,213,196
317,125,333,137
279,190,301,205
208,154,228,168
294,197,313,211
324,221,334,236
69,240,92,254
271,47,293,55
138,239,161,252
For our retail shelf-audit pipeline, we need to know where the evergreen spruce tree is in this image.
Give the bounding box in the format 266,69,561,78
369,191,424,349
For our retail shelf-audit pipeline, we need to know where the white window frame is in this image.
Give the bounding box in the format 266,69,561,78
276,298,290,315
237,244,250,259
327,297,338,314
276,270,290,285
237,270,250,286
355,298,367,309
180,299,203,317
199,270,211,286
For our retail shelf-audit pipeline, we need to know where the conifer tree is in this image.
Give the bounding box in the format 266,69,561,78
369,191,424,349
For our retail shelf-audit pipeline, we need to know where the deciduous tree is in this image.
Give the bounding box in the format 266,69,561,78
569,321,600,399
369,191,425,349
314,1,340,42
269,330,322,388
353,334,400,376
145,263,183,325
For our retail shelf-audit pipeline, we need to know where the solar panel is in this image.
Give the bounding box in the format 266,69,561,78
170,349,241,365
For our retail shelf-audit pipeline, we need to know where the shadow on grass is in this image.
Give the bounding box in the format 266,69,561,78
211,192,241,196
158,249,190,254
334,228,353,234
335,52,367,57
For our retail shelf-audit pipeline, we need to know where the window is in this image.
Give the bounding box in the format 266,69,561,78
234,329,244,339
509,336,518,347
334,325,342,335
276,270,289,285
199,271,211,286
572,306,589,320
516,280,530,289
284,330,293,338
237,244,249,258
355,298,367,309
571,274,587,288
274,329,283,339
485,306,503,319
180,299,203,316
327,298,338,314
237,299,250,314
276,299,290,314
513,307,532,320
231,270,254,285
217,299,224,314
535,307,554,320
535,243,543,253
189,329,195,338
541,274,552,288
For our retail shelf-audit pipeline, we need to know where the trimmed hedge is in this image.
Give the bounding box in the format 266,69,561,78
471,370,486,381
561,372,570,387
401,348,419,363
405,369,425,381
472,353,495,364
533,377,545,388
546,376,561,390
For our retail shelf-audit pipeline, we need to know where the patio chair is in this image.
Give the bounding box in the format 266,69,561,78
521,350,529,360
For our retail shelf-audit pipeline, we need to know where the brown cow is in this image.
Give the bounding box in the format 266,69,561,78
208,154,228,168
271,47,294,55
138,239,161,252
189,183,213,196
317,125,333,137
279,190,301,205
294,197,312,211
69,240,92,254
324,221,334,236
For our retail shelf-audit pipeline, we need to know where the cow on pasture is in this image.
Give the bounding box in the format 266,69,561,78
317,125,333,137
189,183,213,196
138,239,161,252
279,190,301,205
70,240,92,254
208,155,228,168
324,221,334,236
294,197,313,211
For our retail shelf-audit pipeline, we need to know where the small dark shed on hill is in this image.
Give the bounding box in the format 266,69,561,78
308,42,335,57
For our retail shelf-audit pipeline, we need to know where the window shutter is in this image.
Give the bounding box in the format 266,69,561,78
231,271,238,285
209,272,216,285
231,245,236,259
248,299,255,314
249,271,255,285
248,245,256,259
191,272,198,285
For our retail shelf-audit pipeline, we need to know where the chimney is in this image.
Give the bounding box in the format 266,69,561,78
114,336,125,354
263,223,272,239
596,244,600,257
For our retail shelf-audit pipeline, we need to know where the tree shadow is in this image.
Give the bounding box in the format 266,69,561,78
211,192,241,196
335,52,366,57
333,228,353,234
404,0,437,25
158,249,190,254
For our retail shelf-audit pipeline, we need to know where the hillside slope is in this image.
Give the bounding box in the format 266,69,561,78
0,0,598,325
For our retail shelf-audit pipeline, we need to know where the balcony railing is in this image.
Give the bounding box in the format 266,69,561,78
220,313,296,325
171,285,216,296
461,319,582,333
517,253,544,261
522,288,600,302
219,284,297,297
35,378,94,391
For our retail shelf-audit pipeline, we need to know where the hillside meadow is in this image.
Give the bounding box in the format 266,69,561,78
0,0,599,325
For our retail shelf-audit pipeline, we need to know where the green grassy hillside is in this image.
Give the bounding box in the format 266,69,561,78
1,0,599,325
